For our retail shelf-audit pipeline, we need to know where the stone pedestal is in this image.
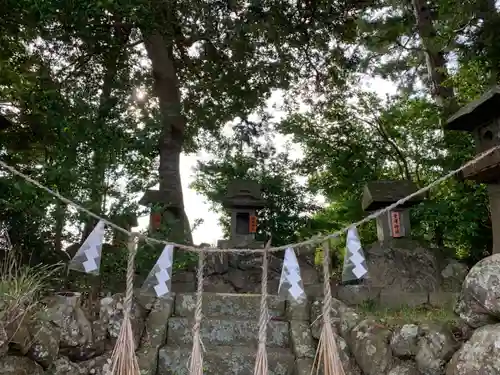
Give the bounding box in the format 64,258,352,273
488,184,500,254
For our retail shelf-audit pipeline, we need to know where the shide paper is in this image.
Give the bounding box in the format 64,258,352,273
342,226,368,283
278,247,306,303
141,244,174,298
68,220,105,275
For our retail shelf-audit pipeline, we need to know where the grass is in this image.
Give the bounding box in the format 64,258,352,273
0,248,63,338
356,301,459,328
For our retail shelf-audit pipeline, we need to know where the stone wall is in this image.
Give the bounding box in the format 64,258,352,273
334,285,459,310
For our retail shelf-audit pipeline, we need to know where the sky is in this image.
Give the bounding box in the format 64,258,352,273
135,77,398,245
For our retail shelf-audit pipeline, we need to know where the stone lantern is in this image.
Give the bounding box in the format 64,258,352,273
362,180,424,241
446,86,500,253
217,179,266,249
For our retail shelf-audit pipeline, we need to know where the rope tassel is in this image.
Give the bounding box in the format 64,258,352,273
110,234,140,375
311,240,345,375
189,249,205,375
253,239,272,375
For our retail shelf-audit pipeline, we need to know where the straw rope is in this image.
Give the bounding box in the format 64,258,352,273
253,239,272,375
110,234,140,375
188,249,205,375
311,240,345,375
0,144,497,253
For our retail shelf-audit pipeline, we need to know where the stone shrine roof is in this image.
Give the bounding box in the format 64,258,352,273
362,180,424,211
222,179,266,209
447,86,500,132
138,189,182,208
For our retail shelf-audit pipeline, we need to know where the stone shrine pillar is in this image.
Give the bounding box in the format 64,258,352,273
446,86,500,254
362,180,424,242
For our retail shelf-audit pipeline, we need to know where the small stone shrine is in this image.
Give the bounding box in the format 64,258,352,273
362,180,424,241
217,179,266,249
446,86,500,253
139,189,186,241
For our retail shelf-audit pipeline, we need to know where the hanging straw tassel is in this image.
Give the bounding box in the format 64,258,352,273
189,249,205,375
110,234,140,375
311,239,345,375
253,239,272,375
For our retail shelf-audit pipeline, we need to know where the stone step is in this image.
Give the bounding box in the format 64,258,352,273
167,317,290,348
158,345,295,375
174,292,286,319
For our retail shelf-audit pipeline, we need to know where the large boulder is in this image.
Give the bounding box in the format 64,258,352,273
99,292,147,348
390,324,419,359
415,323,460,375
43,292,92,349
445,323,500,375
362,239,441,292
454,254,500,328
26,317,61,368
347,319,394,375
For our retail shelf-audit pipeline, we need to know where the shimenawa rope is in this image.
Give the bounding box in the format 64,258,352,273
188,249,205,375
253,239,272,375
0,144,497,253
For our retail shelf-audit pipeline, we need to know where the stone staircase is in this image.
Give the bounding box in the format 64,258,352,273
157,293,310,375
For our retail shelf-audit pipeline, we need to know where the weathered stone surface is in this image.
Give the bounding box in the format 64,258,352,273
294,358,313,375
363,239,441,292
78,353,113,375
137,297,173,375
158,345,294,375
310,298,360,339
379,291,428,309
203,275,236,293
337,335,362,375
387,361,420,375
347,319,393,375
0,355,44,375
454,254,500,328
26,318,60,368
286,299,310,321
43,293,92,348
174,293,285,319
45,357,85,375
446,323,500,375
166,317,289,347
337,285,381,306
441,260,469,292
415,323,460,375
289,321,315,358
390,324,419,358
100,293,147,347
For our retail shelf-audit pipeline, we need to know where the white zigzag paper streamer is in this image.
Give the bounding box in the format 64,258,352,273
69,220,105,274
142,244,174,298
278,247,306,302
345,226,368,280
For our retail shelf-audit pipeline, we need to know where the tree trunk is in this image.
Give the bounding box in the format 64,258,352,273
411,0,456,109
143,31,193,244
477,0,500,85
